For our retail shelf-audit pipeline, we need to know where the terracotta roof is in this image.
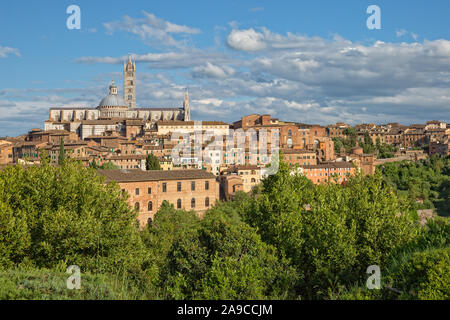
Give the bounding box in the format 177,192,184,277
85,135,127,140
97,169,216,182
143,145,163,150
234,165,261,170
302,162,355,169
282,149,316,154
107,155,147,160
17,141,48,147
30,130,70,136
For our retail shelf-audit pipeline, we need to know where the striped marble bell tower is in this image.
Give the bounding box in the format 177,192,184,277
124,57,136,109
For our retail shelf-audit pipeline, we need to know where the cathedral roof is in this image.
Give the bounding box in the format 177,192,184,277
99,80,126,107
99,95,126,107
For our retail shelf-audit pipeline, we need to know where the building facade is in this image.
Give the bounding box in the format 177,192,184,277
97,169,219,227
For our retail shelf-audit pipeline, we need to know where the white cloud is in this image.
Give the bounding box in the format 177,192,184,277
192,62,235,78
396,29,407,37
249,7,264,12
77,50,233,69
227,28,267,51
103,11,201,48
0,45,20,58
4,26,450,136
194,98,223,107
396,29,419,41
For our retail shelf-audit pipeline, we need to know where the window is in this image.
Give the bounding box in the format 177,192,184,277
148,187,152,194
177,199,182,209
147,218,153,226
135,202,140,210
205,181,209,190
148,201,153,211
162,183,167,192
191,198,196,209
177,182,182,192
205,197,210,207
191,181,195,191
135,188,140,196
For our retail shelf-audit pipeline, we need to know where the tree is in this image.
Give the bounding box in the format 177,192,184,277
0,158,147,273
90,161,119,170
58,138,66,165
378,156,450,216
242,158,420,299
146,154,161,171
333,138,344,155
161,207,297,299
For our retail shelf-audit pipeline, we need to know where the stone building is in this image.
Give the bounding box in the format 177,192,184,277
301,162,356,185
219,174,244,201
282,149,317,167
0,140,13,165
97,169,219,227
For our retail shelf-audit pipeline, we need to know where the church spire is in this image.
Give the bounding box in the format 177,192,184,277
183,88,190,121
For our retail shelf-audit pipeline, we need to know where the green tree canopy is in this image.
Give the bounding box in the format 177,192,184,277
146,154,161,171
0,156,146,273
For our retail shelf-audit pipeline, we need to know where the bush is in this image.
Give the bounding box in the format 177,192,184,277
385,247,450,300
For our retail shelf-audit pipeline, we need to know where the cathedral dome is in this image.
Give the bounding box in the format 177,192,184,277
99,80,126,107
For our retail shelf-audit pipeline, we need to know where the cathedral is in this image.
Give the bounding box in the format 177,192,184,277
44,57,190,139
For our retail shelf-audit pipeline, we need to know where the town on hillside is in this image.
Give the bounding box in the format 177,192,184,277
0,62,448,227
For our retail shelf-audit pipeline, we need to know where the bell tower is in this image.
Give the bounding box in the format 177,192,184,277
183,88,190,121
124,56,136,109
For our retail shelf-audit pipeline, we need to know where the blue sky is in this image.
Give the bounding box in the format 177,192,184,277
1,0,449,136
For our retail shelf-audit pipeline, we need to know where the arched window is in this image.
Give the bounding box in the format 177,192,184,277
147,217,153,226
148,201,153,211
191,198,196,209
205,197,210,207
177,199,182,209
135,202,140,210
251,178,256,183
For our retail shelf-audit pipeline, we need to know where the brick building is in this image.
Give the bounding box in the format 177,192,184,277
219,174,244,201
0,140,13,165
326,122,350,138
282,149,317,167
97,169,219,227
301,162,356,185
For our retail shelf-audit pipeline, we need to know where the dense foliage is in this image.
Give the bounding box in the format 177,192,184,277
378,155,450,216
333,130,397,158
146,154,161,171
0,156,448,300
0,155,146,273
89,161,120,170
